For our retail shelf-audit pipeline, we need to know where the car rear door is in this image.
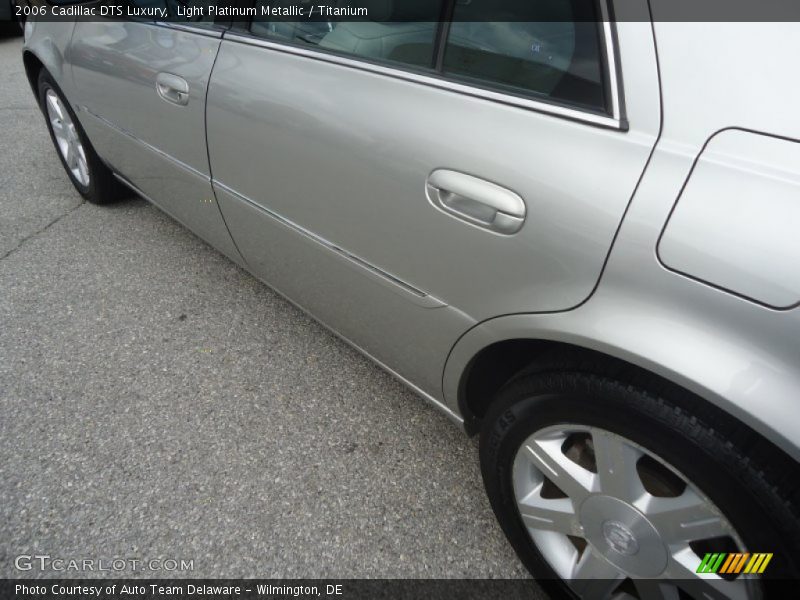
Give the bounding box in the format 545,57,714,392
206,0,660,401
69,5,243,264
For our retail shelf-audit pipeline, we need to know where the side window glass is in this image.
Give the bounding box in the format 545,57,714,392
444,0,607,111
250,0,444,69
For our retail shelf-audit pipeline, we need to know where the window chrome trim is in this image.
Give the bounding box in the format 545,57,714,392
599,2,622,121
223,18,624,130
154,21,224,38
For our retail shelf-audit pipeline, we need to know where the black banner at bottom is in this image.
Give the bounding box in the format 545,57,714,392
5,579,800,600
4,580,547,600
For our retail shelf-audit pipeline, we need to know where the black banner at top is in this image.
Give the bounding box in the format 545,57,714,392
7,0,800,23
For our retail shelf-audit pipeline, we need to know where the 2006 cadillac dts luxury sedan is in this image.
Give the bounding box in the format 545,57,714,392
21,0,800,596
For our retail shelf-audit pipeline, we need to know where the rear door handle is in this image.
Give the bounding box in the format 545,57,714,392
156,72,189,106
426,169,526,235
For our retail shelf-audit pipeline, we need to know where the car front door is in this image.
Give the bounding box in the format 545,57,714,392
206,0,661,402
69,6,243,264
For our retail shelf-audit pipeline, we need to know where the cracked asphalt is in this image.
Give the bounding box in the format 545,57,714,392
0,33,539,586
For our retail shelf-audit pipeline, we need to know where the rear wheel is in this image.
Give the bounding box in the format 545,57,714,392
38,70,127,204
480,371,800,599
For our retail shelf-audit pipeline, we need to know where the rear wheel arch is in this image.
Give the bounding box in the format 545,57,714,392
460,339,682,431
458,338,799,491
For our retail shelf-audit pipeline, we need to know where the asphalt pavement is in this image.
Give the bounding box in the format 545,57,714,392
0,33,536,583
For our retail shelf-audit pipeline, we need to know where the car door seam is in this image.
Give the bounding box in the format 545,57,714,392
204,39,252,271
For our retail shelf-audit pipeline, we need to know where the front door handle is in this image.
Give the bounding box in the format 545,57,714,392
426,169,527,235
156,72,189,106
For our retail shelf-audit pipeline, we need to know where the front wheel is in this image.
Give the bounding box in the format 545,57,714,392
480,371,800,599
38,69,127,204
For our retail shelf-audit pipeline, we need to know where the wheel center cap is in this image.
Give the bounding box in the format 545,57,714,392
602,520,639,556
580,495,668,578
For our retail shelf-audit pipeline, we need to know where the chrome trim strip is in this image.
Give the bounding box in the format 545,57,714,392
214,181,448,309
80,106,210,182
222,24,623,130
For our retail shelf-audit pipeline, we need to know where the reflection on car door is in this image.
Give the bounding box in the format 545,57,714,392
69,16,243,264
206,2,660,403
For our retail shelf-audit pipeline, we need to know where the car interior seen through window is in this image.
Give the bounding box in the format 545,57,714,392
249,0,609,113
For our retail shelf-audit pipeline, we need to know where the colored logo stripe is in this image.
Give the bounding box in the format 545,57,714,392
744,553,773,574
697,553,773,574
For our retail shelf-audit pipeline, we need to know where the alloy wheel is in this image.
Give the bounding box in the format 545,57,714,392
45,88,90,188
512,424,762,599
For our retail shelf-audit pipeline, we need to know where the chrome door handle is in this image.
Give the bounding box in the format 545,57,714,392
426,169,526,235
155,72,189,106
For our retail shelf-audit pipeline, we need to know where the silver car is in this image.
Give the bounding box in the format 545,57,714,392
22,0,800,597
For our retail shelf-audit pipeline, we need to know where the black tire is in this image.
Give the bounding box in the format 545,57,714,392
38,69,127,204
480,370,800,599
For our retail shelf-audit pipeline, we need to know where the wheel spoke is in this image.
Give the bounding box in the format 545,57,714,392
642,489,732,545
50,117,65,137
77,155,90,185
43,90,91,186
46,92,62,120
517,492,579,535
76,143,89,181
568,547,625,598
591,428,646,503
523,436,596,502
664,547,753,600
64,141,77,168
